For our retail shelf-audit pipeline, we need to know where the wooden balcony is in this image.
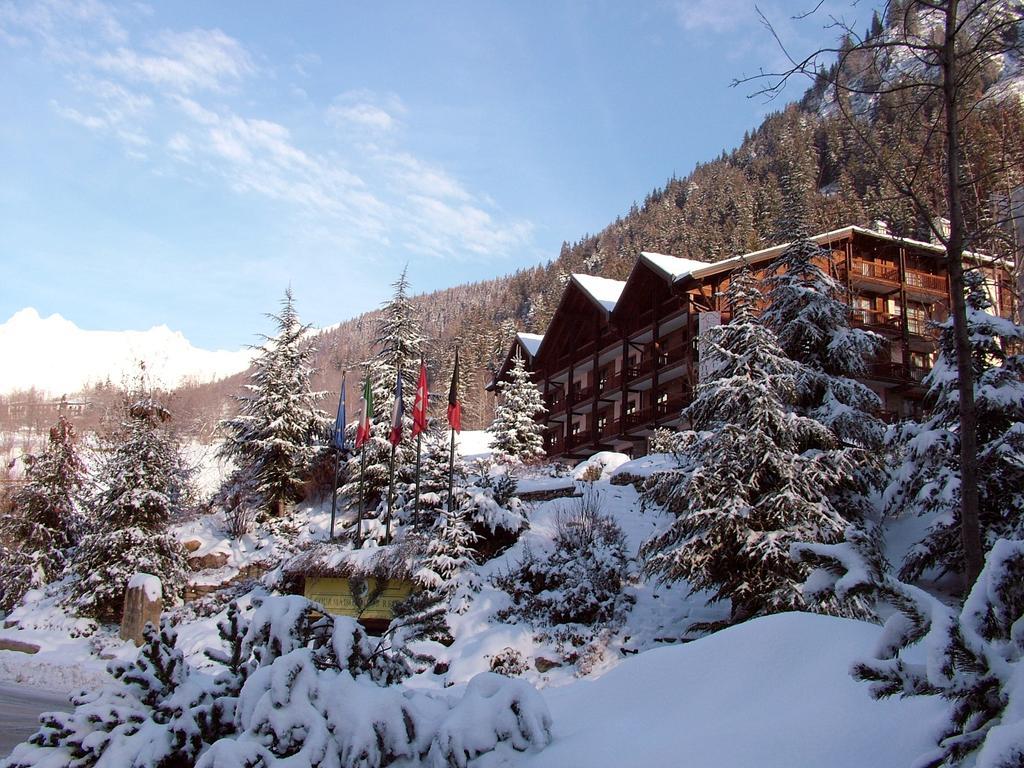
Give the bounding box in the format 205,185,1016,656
596,418,621,440
840,259,900,292
840,259,948,303
565,429,594,451
904,270,947,301
545,393,566,415
867,361,931,384
569,385,594,407
850,309,902,335
544,432,565,454
621,394,692,433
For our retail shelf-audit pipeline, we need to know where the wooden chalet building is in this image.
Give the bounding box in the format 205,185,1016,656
492,225,1015,461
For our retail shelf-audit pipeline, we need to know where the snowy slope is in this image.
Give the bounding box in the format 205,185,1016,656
0,308,252,396
520,612,945,768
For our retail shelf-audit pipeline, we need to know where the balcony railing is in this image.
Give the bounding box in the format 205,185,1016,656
569,385,594,405
565,430,594,451
868,361,931,384
841,259,900,285
545,394,566,415
621,394,692,432
840,259,948,301
904,270,947,296
850,309,901,334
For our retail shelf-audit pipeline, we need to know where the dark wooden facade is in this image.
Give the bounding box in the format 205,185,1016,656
497,226,1015,461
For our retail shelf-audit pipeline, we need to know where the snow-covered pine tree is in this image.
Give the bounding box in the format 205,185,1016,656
420,505,479,588
340,270,426,532
488,351,546,464
763,146,885,450
641,267,866,626
218,288,331,517
67,397,191,622
887,271,1024,583
0,415,86,611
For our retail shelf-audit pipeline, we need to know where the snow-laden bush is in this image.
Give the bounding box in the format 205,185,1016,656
3,594,553,768
795,533,1024,768
495,487,633,661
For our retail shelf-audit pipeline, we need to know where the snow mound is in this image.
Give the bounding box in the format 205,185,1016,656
524,612,945,768
571,451,630,481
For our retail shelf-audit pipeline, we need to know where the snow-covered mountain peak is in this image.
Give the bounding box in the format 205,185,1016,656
0,308,253,397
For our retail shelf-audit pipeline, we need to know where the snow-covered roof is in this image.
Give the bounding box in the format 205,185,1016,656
639,252,709,281
517,332,544,358
571,274,626,314
675,225,1006,284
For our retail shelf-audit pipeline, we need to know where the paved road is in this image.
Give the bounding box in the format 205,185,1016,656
0,683,71,759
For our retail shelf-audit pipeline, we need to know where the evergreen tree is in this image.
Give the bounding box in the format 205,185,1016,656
218,289,331,516
421,506,479,586
887,271,1024,583
340,270,426,529
763,148,885,450
0,416,86,611
641,268,866,626
67,398,191,622
488,352,546,464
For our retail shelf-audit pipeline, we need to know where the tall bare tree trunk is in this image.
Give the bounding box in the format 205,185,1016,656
942,0,984,587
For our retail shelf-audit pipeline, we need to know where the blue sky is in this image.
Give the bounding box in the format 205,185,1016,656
0,1,873,350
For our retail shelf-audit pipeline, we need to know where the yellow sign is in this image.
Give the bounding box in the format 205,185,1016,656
304,576,415,620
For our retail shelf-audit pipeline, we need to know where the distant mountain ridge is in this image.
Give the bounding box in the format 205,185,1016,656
0,308,253,397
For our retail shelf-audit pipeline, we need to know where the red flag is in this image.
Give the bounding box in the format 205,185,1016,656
412,361,428,437
355,376,373,449
388,370,404,446
448,350,462,433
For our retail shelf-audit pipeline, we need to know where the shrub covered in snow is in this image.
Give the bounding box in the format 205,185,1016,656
4,594,553,768
495,487,633,660
795,534,1024,768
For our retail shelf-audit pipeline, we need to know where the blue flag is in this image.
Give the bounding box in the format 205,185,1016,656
332,373,347,450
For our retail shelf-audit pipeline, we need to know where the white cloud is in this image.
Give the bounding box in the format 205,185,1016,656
293,51,320,77
328,102,397,131
672,0,753,33
0,0,127,47
94,28,254,93
327,89,405,133
383,152,472,202
10,4,533,266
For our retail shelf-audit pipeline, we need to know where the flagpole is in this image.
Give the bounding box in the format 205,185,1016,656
329,447,342,539
357,447,366,547
414,431,422,517
447,425,456,516
386,442,396,544
329,371,346,541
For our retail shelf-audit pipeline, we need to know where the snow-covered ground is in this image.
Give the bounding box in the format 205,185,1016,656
0,447,953,766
